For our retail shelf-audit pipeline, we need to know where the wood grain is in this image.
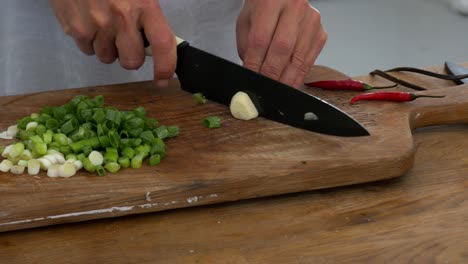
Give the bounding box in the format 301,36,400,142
1,65,468,234
0,64,467,263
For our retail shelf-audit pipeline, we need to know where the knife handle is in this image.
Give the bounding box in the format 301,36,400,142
141,31,185,56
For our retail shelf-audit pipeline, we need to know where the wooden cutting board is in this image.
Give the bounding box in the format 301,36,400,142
1,65,467,232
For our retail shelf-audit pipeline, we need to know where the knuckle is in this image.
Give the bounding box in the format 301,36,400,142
70,25,94,43
249,32,270,51
110,2,132,21
243,58,262,71
92,14,112,30
292,0,309,11
291,51,307,68
272,38,294,56
308,9,322,25
320,31,328,45
299,64,311,76
261,64,282,79
154,34,175,51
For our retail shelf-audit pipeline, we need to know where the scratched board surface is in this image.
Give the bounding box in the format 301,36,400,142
1,65,468,232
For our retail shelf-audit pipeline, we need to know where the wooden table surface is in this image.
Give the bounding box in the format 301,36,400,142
1,65,467,263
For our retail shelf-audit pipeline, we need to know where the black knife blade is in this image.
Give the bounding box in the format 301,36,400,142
144,36,369,137
445,61,468,85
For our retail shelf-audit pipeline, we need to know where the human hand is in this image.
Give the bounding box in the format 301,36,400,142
236,0,327,88
50,0,176,87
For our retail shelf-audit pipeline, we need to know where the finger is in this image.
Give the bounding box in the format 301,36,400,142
141,4,176,87
50,0,67,29
84,1,117,64
236,6,250,60
93,29,117,64
113,3,145,70
280,9,322,87
69,2,96,55
293,30,327,88
242,2,282,72
259,0,307,81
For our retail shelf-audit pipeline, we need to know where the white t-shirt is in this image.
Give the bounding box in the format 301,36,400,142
0,0,243,96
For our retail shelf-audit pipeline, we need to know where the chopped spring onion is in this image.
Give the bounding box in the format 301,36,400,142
37,158,52,170
53,133,68,146
89,150,104,166
10,165,25,175
131,154,144,169
6,125,18,137
167,126,180,138
0,95,180,177
155,125,169,139
66,154,77,161
203,116,222,128
27,159,40,175
73,160,83,170
103,148,118,163
82,145,93,157
59,163,76,178
135,144,150,157
26,122,38,132
193,93,207,104
35,124,46,136
20,150,33,160
0,160,13,172
0,131,13,140
43,130,53,144
140,130,155,144
9,142,25,159
83,158,96,173
133,106,146,118
104,162,121,173
95,165,106,176
121,147,135,159
17,160,28,167
118,157,130,168
47,164,61,178
46,149,60,155
53,153,66,164
33,142,47,155
150,144,166,158
77,153,86,162
44,154,58,164
149,154,161,166
2,145,12,158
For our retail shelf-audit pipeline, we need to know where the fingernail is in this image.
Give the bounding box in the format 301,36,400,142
157,80,169,88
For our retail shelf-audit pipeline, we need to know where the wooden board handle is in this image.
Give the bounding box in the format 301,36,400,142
410,84,468,129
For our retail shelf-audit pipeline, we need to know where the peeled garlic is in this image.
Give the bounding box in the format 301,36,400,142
229,91,259,121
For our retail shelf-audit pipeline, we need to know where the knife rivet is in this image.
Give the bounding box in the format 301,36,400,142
304,112,318,121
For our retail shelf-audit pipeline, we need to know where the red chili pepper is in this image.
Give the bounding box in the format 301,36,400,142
349,92,445,105
304,79,396,91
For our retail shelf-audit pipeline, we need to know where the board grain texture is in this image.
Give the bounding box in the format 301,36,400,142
1,65,468,233
0,64,467,263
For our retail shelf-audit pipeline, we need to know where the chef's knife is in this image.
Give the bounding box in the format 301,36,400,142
143,35,369,137
445,61,468,85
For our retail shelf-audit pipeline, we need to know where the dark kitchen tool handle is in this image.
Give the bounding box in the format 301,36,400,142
140,31,187,57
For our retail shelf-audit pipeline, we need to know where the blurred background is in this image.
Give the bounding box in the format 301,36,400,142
312,0,468,76
0,0,467,95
